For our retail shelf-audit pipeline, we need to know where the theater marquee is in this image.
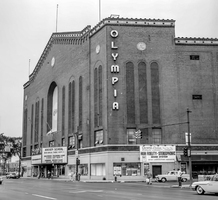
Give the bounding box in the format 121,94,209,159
140,145,176,163
42,147,67,164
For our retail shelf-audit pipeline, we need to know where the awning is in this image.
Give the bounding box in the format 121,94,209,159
181,155,218,162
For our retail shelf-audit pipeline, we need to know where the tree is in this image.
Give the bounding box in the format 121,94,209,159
0,133,22,176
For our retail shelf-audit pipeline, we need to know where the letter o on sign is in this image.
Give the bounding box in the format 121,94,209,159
110,30,119,38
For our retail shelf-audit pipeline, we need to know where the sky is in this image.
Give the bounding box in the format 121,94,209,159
0,0,218,138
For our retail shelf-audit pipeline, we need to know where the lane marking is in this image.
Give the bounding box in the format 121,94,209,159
32,194,57,200
69,190,103,194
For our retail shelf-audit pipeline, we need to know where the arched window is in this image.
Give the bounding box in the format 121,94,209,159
151,62,160,124
126,62,135,124
62,86,65,137
94,66,103,128
47,82,58,133
138,62,148,124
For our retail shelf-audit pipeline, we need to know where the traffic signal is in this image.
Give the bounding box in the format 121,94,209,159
183,147,188,157
76,158,80,165
135,130,142,139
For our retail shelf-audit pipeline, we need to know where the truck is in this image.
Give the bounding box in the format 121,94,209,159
155,170,190,182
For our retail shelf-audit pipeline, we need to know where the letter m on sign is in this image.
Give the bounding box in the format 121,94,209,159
111,65,119,73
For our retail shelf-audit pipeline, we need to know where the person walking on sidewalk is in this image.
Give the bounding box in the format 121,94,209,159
146,171,152,185
177,168,182,187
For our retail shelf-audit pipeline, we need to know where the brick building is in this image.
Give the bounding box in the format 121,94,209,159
22,17,218,181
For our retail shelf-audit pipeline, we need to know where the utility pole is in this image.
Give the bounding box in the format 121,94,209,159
187,108,192,185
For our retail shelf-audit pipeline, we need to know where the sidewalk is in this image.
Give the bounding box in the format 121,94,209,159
20,176,192,189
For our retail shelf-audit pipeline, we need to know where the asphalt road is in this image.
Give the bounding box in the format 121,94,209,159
0,178,218,200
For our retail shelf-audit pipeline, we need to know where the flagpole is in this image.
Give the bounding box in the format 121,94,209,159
56,4,58,32
28,59,31,76
99,0,101,21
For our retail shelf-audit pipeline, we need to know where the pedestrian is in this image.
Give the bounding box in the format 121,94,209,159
37,172,41,179
146,171,152,185
68,171,75,181
177,168,182,186
48,170,51,179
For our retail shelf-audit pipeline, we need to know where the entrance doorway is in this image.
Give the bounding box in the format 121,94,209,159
152,165,162,178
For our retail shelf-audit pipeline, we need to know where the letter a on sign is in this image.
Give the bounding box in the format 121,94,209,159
113,102,119,110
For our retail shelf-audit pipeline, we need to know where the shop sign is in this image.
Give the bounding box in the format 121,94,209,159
42,147,67,164
31,154,42,165
140,145,176,162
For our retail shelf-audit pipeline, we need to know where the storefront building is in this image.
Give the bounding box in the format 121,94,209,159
22,16,218,180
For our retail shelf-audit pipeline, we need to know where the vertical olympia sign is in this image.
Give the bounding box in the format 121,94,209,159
110,29,119,110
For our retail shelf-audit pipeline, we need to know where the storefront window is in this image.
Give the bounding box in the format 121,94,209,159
68,165,75,173
79,164,88,176
113,163,141,176
91,163,105,176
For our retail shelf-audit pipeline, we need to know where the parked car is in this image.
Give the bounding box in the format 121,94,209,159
6,172,19,179
0,176,3,184
155,170,190,182
191,174,218,195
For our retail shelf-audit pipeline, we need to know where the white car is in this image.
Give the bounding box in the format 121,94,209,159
0,176,3,184
191,174,218,195
155,170,190,182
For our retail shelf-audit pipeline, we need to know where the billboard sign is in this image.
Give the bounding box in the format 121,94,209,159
140,145,176,162
31,154,42,165
42,147,67,164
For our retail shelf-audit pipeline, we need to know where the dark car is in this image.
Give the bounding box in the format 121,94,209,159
6,172,19,179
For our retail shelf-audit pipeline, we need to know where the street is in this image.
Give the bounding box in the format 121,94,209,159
0,178,217,200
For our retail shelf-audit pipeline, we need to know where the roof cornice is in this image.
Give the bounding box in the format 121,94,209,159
175,37,218,46
90,17,175,36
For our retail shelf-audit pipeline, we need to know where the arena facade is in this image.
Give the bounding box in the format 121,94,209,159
22,16,218,181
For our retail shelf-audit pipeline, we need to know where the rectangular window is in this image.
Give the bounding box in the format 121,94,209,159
190,55,200,60
127,129,136,144
113,163,141,176
95,130,103,145
152,129,162,144
49,140,55,147
62,138,66,147
91,163,105,176
68,136,75,149
79,164,88,176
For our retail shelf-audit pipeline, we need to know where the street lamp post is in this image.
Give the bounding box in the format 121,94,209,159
187,108,192,185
